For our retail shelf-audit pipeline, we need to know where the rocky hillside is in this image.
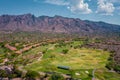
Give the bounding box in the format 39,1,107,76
0,14,120,35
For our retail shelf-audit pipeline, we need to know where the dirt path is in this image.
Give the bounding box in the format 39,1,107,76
26,52,43,66
92,68,96,80
37,53,43,61
5,44,17,51
15,43,41,54
18,66,27,74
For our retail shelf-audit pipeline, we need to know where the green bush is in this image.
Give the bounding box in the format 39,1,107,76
106,53,120,73
62,49,69,54
13,66,22,77
49,73,64,80
0,69,7,77
25,70,40,78
114,65,120,72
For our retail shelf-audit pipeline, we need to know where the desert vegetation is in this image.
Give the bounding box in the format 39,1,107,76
0,34,120,80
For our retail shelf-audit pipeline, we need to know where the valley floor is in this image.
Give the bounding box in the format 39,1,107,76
0,39,120,80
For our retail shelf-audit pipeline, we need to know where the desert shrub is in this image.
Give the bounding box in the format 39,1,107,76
106,54,114,70
25,70,40,78
42,49,48,54
0,69,7,77
94,38,102,43
49,73,64,80
62,49,69,54
13,66,22,77
0,69,17,78
55,42,66,47
74,45,80,49
0,59,3,63
8,74,17,78
114,65,120,72
5,61,12,65
106,53,120,73
106,62,113,70
10,53,19,59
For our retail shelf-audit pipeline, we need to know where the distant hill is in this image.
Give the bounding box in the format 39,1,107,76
0,13,120,37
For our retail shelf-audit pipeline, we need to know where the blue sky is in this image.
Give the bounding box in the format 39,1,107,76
0,0,120,25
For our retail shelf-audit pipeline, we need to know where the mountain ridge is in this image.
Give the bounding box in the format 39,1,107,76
0,13,120,35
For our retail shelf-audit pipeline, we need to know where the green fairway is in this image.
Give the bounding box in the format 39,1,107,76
25,48,109,70
23,40,116,79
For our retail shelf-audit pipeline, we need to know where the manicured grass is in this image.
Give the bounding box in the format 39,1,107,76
24,40,111,79
95,68,120,80
25,47,109,70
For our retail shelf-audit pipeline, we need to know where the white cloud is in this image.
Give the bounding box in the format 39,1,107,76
45,0,69,5
96,0,115,15
45,0,92,14
68,0,92,14
109,0,120,15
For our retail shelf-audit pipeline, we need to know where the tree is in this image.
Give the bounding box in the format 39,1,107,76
114,65,120,72
62,49,69,54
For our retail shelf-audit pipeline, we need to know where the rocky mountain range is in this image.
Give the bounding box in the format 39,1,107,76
0,13,120,35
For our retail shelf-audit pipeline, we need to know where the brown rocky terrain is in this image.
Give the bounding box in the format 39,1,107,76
83,41,120,73
0,14,120,36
